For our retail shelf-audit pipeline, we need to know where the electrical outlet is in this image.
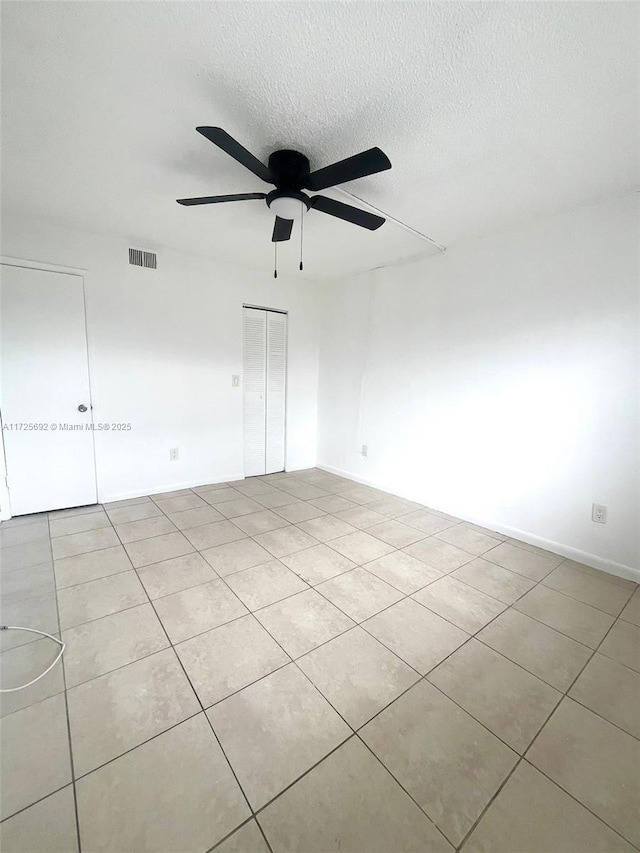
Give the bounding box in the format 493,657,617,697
169,447,179,462
361,444,368,457
592,503,607,524
232,375,240,388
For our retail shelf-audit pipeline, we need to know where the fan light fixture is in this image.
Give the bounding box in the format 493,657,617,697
267,194,307,221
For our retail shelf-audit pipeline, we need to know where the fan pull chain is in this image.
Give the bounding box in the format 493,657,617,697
274,241,278,279
299,209,304,271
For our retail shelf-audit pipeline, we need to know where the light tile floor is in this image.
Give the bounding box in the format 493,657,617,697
1,468,639,852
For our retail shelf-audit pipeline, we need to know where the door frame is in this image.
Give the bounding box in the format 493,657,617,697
242,304,289,477
0,256,96,520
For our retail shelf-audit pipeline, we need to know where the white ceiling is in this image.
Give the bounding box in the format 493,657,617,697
2,2,637,279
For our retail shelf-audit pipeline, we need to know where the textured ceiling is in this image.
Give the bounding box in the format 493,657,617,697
1,2,637,279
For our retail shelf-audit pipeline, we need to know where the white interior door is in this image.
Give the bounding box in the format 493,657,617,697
1,264,97,515
242,307,287,477
265,311,287,474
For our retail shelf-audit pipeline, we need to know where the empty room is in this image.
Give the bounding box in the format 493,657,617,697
0,2,638,852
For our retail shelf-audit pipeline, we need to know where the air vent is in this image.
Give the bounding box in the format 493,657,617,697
128,248,157,269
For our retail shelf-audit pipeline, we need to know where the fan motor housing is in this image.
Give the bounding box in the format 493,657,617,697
268,150,310,190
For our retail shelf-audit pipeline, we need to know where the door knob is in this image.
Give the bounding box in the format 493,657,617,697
77,404,88,413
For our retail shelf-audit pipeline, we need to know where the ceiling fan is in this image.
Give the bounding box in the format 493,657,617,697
176,127,392,246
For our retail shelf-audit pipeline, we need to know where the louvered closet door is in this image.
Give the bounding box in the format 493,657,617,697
243,309,267,476
265,311,287,474
242,307,287,477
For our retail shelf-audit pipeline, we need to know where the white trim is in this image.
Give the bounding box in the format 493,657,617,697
0,409,10,520
98,474,245,504
317,463,640,584
242,303,288,315
0,255,88,275
78,272,99,507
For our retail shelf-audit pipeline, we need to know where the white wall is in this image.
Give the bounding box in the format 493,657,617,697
318,195,639,576
1,216,321,506
3,197,638,578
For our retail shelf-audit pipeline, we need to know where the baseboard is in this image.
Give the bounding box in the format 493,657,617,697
100,464,318,503
1,467,313,519
317,463,640,584
99,473,245,505
285,462,318,473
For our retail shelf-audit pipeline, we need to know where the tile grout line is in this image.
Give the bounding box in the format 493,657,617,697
249,561,546,848
64,710,204,783
303,551,638,846
146,488,410,847
106,513,270,850
205,814,274,853
60,515,188,784
189,508,463,852
18,500,638,736
352,578,550,747
7,515,638,704
515,756,640,853
0,523,72,828
113,506,284,850
61,605,453,853
449,573,569,849
47,512,84,853
353,731,458,851
522,608,638,847
516,756,640,853
0,783,78,827
247,734,360,840
275,651,465,851
13,567,637,748
151,476,637,848
426,568,635,845
456,588,640,850
4,473,638,849
53,612,636,850
43,481,633,619
454,756,526,851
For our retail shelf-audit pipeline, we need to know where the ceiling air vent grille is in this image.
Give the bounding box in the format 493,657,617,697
128,248,157,269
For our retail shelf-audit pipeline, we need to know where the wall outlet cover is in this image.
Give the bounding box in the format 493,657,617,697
361,444,368,457
232,375,240,387
592,503,607,524
169,447,179,461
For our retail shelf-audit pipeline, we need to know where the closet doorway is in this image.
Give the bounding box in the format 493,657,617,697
242,306,287,477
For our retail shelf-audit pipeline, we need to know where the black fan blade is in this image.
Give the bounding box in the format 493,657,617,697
196,127,273,183
305,147,391,191
176,193,266,206
272,217,293,242
309,196,385,230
